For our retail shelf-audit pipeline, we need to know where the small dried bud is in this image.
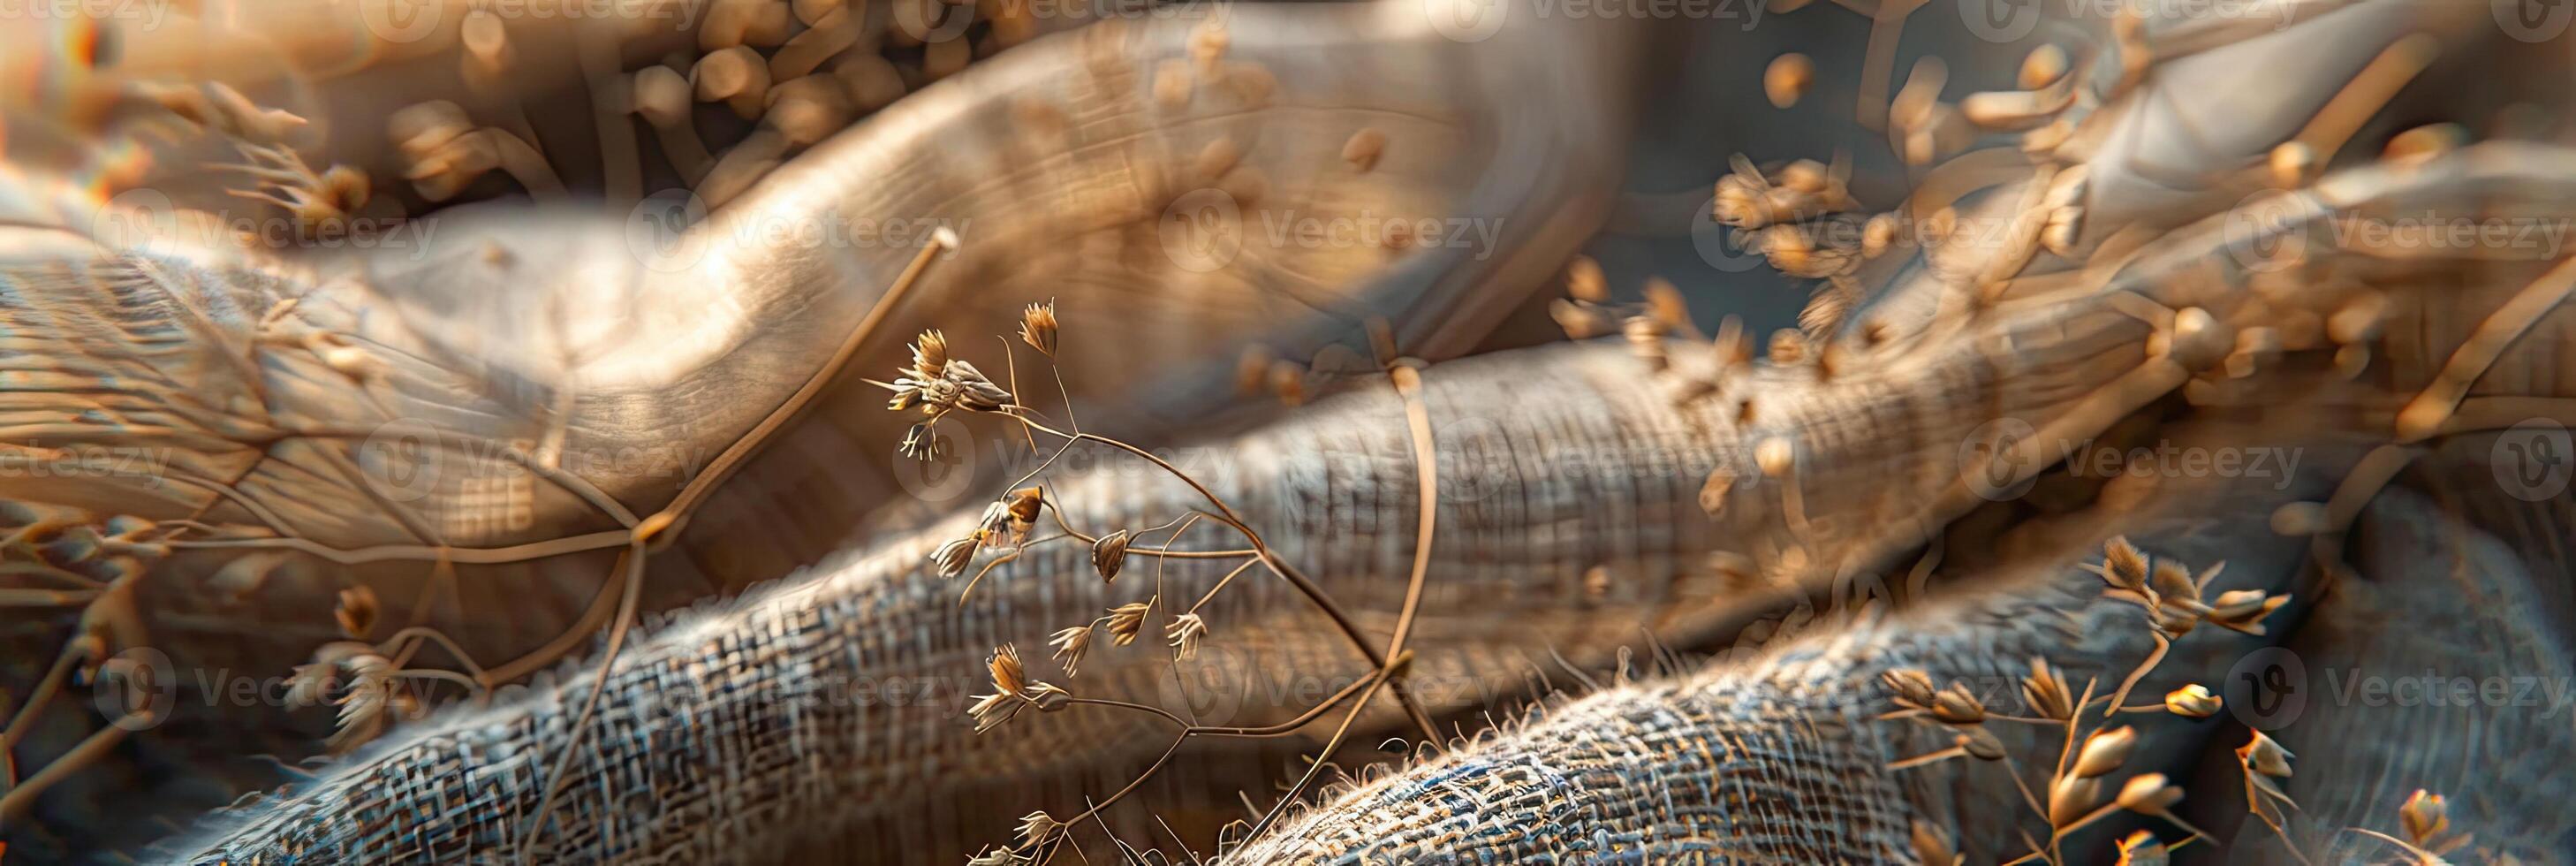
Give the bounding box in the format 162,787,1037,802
2239,730,2294,778
1024,681,1072,711
1763,53,1813,108
2049,774,2103,828
966,847,1025,866
1016,809,1063,847
1166,612,1208,660
334,585,379,639
1049,625,1095,678
1957,726,2005,761
2114,831,2170,866
968,691,1019,733
2072,726,2137,778
2115,773,2182,812
2021,657,2073,721
899,422,944,461
1928,682,1986,725
1565,255,1609,302
1091,530,1132,582
1644,277,1692,331
2102,536,2148,591
2163,683,2222,718
2205,589,2289,635
1019,300,1058,356
911,330,951,378
1882,668,1937,708
987,643,1027,695
2148,560,2201,608
931,536,978,579
1105,600,1152,646
2400,789,2449,846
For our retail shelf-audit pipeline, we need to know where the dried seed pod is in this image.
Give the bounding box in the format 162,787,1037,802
1957,727,2005,761
2400,789,2449,845
2101,536,2149,591
2149,560,2201,608
1881,668,1937,708
1928,682,1985,725
1016,810,1063,847
1090,529,1131,582
2019,44,2069,89
1165,613,1208,660
2163,684,2221,718
1048,625,1094,677
1104,600,1151,646
986,643,1027,694
2049,775,2103,828
2021,657,2073,721
2115,774,2183,812
2239,730,2294,778
931,536,977,578
1019,300,1058,356
2072,726,2138,778
2114,832,2170,866
1763,53,1812,109
2205,589,2288,635
334,585,378,639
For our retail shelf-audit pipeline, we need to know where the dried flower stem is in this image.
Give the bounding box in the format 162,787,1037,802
1004,414,1443,742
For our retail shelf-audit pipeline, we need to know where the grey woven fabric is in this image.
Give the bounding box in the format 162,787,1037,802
177,343,1751,863
1231,460,2324,864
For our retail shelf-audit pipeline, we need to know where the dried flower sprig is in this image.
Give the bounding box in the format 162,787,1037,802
892,299,1445,857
